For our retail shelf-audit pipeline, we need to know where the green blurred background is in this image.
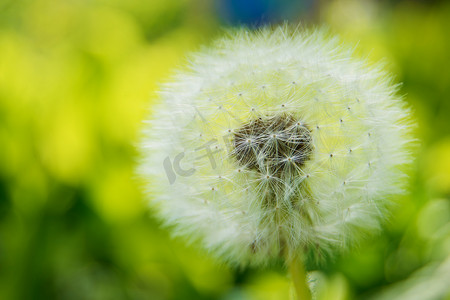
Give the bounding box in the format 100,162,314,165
0,0,449,299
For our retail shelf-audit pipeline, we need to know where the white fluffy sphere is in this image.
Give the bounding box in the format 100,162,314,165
138,27,413,267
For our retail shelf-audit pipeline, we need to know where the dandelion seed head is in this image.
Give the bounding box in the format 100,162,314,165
138,26,414,267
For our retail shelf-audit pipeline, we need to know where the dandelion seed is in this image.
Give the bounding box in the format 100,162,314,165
137,26,413,281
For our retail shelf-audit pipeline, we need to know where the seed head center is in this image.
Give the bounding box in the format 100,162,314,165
233,114,312,175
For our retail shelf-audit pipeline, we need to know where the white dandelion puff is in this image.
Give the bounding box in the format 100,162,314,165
137,26,413,273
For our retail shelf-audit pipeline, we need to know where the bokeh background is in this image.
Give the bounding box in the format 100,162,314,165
1,0,449,299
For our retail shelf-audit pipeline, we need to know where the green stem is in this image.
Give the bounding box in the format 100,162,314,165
289,257,312,300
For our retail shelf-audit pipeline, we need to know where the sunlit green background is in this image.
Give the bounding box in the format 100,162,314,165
1,0,449,299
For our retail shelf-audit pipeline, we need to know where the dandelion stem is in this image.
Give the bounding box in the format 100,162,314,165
290,257,311,300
